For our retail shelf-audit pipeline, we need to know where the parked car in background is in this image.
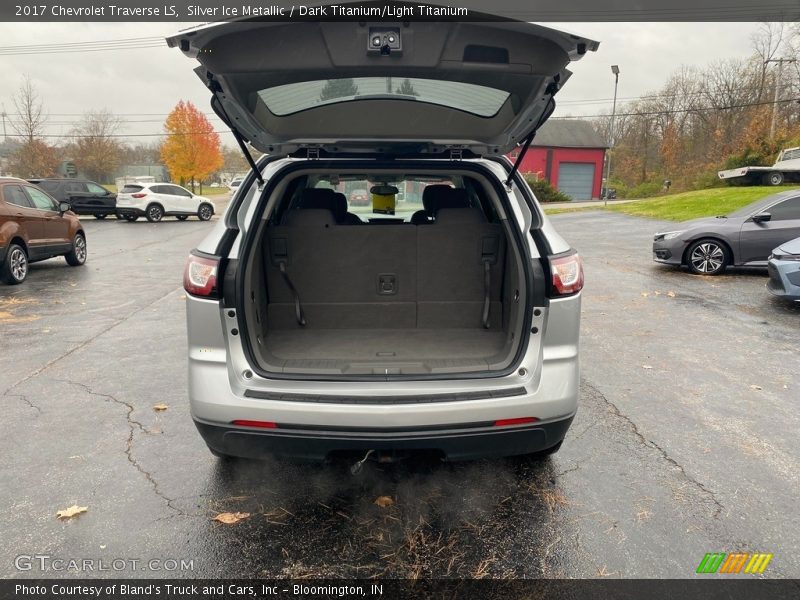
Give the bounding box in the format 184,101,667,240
116,183,215,222
0,177,86,284
169,17,594,462
28,178,116,219
653,190,800,275
767,236,800,301
348,188,369,206
228,177,244,193
718,147,800,186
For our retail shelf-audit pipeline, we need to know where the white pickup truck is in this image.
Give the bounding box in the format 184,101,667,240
718,147,800,186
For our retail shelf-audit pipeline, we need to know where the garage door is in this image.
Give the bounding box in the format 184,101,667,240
557,162,595,200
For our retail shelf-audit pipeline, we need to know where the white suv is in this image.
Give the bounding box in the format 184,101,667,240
116,183,215,222
170,16,594,462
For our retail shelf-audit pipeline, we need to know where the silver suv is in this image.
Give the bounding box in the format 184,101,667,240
170,15,595,461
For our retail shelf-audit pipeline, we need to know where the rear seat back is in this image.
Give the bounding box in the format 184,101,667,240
265,195,505,330
417,207,505,328
288,187,362,225
266,222,417,328
411,184,449,224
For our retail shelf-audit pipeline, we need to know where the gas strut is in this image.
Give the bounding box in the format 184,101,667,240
207,74,265,186
505,88,558,189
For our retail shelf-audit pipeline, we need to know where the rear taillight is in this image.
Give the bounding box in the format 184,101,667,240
183,254,220,298
549,252,584,297
131,193,147,198
494,417,538,427
232,420,277,429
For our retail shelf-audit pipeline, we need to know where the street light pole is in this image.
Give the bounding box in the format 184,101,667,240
604,65,620,207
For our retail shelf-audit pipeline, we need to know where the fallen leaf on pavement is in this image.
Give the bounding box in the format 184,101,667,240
213,512,250,524
640,292,649,297
642,365,653,370
667,291,676,297
374,496,394,508
152,403,168,411
749,385,762,391
56,505,88,520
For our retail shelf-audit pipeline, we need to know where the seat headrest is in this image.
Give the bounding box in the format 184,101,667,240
298,188,346,223
283,208,336,228
331,193,348,222
422,185,454,214
435,207,486,225
434,188,470,212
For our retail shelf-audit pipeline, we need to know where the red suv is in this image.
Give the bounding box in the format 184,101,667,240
0,178,87,284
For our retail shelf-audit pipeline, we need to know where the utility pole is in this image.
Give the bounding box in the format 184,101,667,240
765,58,796,139
604,65,620,207
1,104,6,141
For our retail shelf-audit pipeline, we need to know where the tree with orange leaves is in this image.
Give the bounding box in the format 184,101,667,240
160,100,223,192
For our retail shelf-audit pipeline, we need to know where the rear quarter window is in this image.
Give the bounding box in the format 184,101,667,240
37,181,60,192
121,185,144,193
2,185,33,208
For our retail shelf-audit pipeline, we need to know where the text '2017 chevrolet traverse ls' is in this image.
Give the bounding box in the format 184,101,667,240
169,13,596,462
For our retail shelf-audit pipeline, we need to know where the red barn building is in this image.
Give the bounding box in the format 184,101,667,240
509,120,608,201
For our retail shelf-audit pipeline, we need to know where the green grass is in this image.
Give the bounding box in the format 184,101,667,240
607,186,793,221
543,206,602,216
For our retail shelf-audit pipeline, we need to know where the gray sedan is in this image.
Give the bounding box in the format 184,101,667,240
767,236,800,300
652,190,800,275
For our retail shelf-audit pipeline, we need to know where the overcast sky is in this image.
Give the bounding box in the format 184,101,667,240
0,21,762,148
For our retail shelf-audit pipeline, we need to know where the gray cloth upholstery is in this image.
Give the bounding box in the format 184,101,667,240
282,208,336,228
411,185,471,224
293,188,362,225
264,210,505,329
435,207,486,225
333,192,363,225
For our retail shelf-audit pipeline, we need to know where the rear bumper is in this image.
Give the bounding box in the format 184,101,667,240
116,207,146,217
70,201,116,215
195,415,574,461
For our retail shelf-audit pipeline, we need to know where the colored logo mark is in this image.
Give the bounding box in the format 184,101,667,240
696,552,772,574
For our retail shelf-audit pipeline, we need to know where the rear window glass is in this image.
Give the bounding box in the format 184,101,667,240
35,181,60,192
300,175,463,223
121,185,143,193
257,78,509,117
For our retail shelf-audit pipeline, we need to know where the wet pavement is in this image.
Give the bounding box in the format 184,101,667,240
1,211,798,579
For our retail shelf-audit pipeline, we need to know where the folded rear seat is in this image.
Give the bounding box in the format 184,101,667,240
264,189,505,331
265,210,416,329
416,205,505,329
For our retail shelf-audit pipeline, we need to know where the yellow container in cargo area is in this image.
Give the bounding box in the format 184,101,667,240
371,184,398,215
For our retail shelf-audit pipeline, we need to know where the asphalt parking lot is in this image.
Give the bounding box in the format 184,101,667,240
1,210,798,579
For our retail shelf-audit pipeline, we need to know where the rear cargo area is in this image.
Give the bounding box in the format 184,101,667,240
242,172,528,376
